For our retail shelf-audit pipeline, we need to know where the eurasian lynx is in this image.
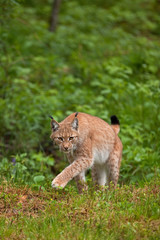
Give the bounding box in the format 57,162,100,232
50,112,122,193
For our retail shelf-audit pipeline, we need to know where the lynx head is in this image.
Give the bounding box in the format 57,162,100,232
50,113,79,153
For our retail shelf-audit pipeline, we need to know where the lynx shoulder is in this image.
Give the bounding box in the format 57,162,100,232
50,112,122,193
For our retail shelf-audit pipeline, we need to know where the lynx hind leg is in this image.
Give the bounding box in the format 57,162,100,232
74,171,88,193
91,164,107,188
106,139,122,188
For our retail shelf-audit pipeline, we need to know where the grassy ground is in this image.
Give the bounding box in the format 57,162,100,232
0,177,159,240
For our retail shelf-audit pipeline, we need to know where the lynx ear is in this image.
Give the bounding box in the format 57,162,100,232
71,117,78,130
51,119,60,131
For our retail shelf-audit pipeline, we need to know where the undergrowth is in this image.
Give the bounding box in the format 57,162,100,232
0,0,160,183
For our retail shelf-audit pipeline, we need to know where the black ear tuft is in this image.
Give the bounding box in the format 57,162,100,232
51,119,59,131
110,115,120,125
75,112,79,117
71,117,78,130
49,115,53,119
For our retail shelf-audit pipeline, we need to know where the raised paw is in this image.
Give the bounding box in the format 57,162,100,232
51,178,67,189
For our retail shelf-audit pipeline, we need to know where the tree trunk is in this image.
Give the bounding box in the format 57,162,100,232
49,0,61,32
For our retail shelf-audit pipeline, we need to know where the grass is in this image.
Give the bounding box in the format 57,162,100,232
0,177,159,240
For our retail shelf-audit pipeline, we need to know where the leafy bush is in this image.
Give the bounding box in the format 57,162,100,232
0,0,160,183
0,153,54,189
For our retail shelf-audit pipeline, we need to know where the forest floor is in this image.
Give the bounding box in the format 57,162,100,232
0,178,159,240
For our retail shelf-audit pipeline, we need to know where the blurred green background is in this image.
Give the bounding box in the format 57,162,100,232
0,0,160,187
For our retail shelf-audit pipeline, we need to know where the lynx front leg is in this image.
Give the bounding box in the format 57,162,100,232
52,157,93,189
74,171,88,193
67,156,87,193
91,164,107,188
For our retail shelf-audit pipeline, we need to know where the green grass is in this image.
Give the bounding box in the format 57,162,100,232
0,177,159,240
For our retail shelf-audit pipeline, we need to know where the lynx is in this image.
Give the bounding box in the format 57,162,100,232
50,112,122,193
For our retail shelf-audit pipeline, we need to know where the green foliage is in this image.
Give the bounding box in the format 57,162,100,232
0,153,54,189
0,0,160,183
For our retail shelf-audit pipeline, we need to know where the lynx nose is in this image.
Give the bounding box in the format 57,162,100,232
64,147,68,151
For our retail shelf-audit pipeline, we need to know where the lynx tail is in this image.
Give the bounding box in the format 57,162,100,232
110,115,120,134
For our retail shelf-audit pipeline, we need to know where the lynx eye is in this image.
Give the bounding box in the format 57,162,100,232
69,137,74,141
58,137,63,141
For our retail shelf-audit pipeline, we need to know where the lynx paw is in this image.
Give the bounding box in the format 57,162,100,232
51,178,67,189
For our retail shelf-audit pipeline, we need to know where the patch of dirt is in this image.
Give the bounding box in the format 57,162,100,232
0,183,61,218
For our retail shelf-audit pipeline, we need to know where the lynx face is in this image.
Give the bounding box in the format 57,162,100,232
50,117,79,153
